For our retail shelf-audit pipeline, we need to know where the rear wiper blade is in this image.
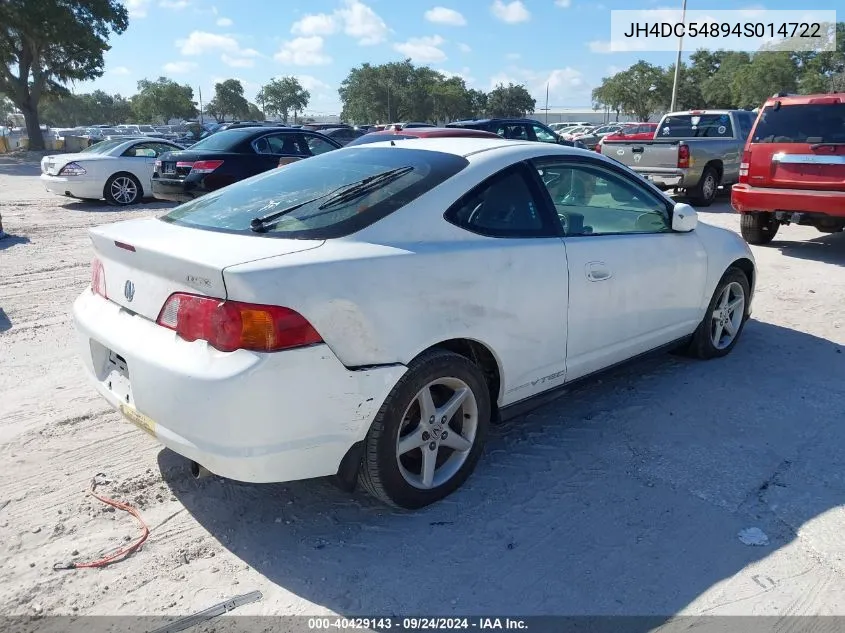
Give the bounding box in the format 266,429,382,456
249,166,414,232
317,166,414,210
810,142,845,149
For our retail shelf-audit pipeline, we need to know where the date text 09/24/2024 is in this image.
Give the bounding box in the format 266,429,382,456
307,618,528,630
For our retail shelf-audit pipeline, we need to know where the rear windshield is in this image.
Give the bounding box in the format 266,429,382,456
657,114,734,138
161,147,469,239
751,103,845,144
187,128,257,151
80,139,125,154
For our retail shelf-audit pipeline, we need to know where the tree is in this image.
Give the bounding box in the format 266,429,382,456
731,53,798,109
467,89,487,118
486,83,535,118
246,102,264,121
39,90,133,126
654,63,703,113
432,76,472,122
0,0,128,149
616,61,663,120
0,95,13,125
131,77,197,123
592,74,626,120
206,79,249,122
698,51,751,109
257,76,310,124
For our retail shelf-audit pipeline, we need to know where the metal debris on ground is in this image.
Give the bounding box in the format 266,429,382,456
147,590,263,633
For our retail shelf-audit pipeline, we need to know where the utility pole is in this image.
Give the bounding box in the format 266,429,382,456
545,83,549,124
669,0,688,113
198,86,204,125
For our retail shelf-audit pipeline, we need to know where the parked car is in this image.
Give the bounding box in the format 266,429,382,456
301,123,353,131
151,126,343,203
571,124,625,150
345,126,502,146
731,93,845,244
72,136,756,509
550,121,592,132
40,137,184,206
600,123,658,146
446,118,588,149
384,122,437,131
601,109,757,206
558,125,595,140
320,127,366,146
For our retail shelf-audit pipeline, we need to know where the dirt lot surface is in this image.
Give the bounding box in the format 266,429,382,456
2,154,845,620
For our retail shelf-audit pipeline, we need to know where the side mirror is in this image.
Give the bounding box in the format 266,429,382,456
672,202,697,232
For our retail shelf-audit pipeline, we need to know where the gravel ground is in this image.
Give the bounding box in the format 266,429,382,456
2,154,845,621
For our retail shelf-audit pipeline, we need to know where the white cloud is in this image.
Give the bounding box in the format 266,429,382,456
457,42,472,53
274,36,332,65
490,0,530,23
164,61,198,74
295,74,331,92
160,0,189,8
506,52,521,60
424,7,467,26
216,17,233,26
489,65,590,105
289,1,388,45
111,66,131,75
221,51,259,68
337,0,388,45
291,13,338,36
125,0,150,18
588,39,650,53
555,0,572,7
178,31,241,55
393,35,447,63
436,67,476,84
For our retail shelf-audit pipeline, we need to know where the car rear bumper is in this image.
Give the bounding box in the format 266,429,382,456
72,290,407,483
731,184,845,217
151,177,205,203
630,168,687,189
40,173,104,200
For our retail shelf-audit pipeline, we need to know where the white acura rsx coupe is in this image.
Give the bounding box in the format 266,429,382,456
72,137,756,509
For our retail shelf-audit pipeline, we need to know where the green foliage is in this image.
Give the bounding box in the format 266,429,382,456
206,79,250,122
592,23,845,118
39,90,131,126
257,76,309,123
486,83,536,118
131,77,197,123
246,102,264,121
0,0,128,148
0,95,13,124
338,59,525,123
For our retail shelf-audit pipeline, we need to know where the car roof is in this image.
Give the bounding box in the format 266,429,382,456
345,135,583,159
761,93,844,107
450,117,541,125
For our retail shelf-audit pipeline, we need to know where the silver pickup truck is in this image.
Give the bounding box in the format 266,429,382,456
600,109,756,206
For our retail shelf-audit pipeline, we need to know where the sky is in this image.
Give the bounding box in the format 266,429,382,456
75,0,841,115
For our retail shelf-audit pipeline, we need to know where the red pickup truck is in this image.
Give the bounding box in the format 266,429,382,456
731,93,845,244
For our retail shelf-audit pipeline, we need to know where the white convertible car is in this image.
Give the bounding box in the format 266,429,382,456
40,137,184,206
72,137,756,509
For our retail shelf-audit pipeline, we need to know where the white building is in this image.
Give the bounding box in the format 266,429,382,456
529,107,662,125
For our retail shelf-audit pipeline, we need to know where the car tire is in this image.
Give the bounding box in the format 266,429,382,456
689,166,719,207
740,212,779,245
104,173,143,206
687,267,751,360
358,349,491,509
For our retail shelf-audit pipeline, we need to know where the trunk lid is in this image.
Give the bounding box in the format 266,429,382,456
746,99,845,191
41,153,111,176
155,149,229,181
601,140,682,170
88,217,324,321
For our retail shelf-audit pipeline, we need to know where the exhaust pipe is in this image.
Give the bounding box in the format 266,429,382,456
190,460,212,479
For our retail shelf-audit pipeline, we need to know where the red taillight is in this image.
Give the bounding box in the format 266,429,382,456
156,293,323,353
190,160,224,174
596,142,602,154
91,257,107,298
678,144,690,169
176,161,194,169
739,149,750,183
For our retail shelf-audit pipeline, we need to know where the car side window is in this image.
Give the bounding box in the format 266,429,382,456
533,160,671,237
304,135,337,155
737,113,754,140
445,166,554,238
261,133,307,155
532,124,558,143
496,124,529,140
122,143,157,158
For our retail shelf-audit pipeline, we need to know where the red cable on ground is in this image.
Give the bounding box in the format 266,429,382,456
53,474,150,571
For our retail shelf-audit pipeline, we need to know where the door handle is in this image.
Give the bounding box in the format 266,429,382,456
586,261,612,282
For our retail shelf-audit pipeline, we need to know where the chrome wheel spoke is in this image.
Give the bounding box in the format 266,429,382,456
440,430,472,452
417,387,436,423
712,322,724,345
723,318,736,336
437,387,469,424
420,445,437,488
398,431,424,456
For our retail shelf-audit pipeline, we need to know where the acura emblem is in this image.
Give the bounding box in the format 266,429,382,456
124,280,135,302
